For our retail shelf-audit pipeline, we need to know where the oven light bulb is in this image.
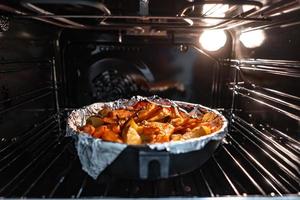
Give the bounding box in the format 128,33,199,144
199,30,227,51
239,29,265,48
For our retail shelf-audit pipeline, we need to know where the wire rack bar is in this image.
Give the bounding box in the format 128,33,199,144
21,141,70,196
235,91,300,121
212,156,241,196
199,170,214,197
0,121,57,169
0,86,52,104
0,0,270,31
47,158,76,198
226,134,289,194
231,122,300,183
0,91,53,115
0,115,55,153
233,116,300,169
0,133,58,195
235,86,300,112
221,145,266,195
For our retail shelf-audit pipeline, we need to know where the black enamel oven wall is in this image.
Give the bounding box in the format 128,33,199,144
230,18,300,142
60,30,231,108
0,19,58,140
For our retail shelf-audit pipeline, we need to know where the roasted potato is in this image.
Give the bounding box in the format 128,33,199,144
182,126,209,140
86,116,104,128
108,109,134,119
79,100,222,144
171,134,183,141
122,119,142,144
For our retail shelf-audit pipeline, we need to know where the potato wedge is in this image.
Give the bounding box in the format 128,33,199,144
79,100,223,144
122,126,142,145
86,116,104,128
182,126,208,140
202,112,217,122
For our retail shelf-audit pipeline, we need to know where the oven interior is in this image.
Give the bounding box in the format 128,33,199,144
0,0,299,198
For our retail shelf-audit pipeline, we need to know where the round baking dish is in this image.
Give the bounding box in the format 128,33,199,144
67,96,228,180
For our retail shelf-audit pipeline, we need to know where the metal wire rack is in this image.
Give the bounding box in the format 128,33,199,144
0,57,299,197
0,113,299,197
0,0,270,31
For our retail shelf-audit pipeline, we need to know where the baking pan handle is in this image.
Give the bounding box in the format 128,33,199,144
139,151,170,179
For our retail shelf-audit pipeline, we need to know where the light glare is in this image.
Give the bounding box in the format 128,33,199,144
242,5,256,12
202,4,229,25
183,18,194,26
199,30,227,51
240,30,265,48
202,4,229,17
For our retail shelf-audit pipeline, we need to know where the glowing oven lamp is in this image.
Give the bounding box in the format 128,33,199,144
199,30,227,51
239,29,265,48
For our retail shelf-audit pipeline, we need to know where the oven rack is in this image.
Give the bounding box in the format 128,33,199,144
0,111,299,197
0,0,271,31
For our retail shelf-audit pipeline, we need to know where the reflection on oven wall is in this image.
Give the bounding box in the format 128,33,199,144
63,33,231,108
0,19,57,140
231,24,300,141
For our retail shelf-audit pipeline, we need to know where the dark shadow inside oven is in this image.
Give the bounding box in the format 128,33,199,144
63,42,226,109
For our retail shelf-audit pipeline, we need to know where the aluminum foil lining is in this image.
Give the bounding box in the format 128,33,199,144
66,96,228,179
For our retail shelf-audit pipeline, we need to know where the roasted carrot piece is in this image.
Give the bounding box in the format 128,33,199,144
102,128,123,143
80,124,95,135
135,104,163,122
155,134,170,143
93,126,105,138
101,117,116,124
108,109,134,119
79,100,223,144
110,124,121,134
132,101,151,110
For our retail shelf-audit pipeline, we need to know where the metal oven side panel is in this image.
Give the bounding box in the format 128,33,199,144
0,19,59,140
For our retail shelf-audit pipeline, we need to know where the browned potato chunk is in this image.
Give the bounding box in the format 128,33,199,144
182,126,209,140
135,104,162,122
202,112,217,122
171,134,183,141
86,116,104,128
122,119,142,145
142,122,174,143
98,107,111,117
79,100,223,144
148,107,171,122
123,127,142,145
170,118,186,126
108,109,134,119
102,130,123,143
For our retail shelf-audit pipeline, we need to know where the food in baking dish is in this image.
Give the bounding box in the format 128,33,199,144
78,100,223,144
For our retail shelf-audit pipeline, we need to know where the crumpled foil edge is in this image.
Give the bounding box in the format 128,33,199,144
66,96,228,179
